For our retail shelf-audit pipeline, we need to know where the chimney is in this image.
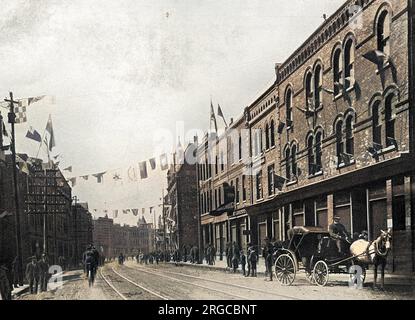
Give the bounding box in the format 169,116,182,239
275,63,282,82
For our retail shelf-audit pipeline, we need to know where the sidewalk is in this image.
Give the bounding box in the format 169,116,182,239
170,258,415,286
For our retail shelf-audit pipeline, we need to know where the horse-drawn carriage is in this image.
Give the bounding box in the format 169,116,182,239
273,226,392,288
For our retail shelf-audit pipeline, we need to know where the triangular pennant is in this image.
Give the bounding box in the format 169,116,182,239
149,158,156,170
160,154,169,171
139,161,148,179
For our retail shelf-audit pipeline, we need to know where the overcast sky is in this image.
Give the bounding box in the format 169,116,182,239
0,0,344,226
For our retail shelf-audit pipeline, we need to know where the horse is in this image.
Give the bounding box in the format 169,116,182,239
350,229,392,289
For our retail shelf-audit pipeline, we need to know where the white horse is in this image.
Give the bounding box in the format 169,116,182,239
350,229,392,289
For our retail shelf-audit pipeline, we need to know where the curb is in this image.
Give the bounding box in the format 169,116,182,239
168,261,267,276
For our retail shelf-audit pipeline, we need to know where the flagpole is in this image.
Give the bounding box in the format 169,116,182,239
5,92,24,285
35,128,47,159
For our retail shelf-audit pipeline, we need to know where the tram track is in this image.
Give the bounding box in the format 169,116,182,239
99,266,169,300
126,264,301,300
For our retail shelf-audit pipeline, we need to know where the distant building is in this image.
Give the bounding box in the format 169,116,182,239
72,202,93,266
166,141,199,251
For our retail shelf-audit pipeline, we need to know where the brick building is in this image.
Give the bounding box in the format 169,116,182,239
72,202,93,266
198,0,415,273
166,142,199,251
93,215,155,259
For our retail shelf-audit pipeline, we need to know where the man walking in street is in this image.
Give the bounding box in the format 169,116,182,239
240,250,246,276
38,254,49,292
25,257,40,294
248,245,258,277
0,262,12,300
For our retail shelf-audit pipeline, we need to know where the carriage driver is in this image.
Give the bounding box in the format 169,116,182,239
329,216,351,254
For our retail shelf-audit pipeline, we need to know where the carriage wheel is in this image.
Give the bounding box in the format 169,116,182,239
313,260,329,287
274,254,296,286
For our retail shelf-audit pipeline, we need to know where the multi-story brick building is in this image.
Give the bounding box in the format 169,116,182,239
72,202,93,266
198,0,415,273
166,142,199,251
93,215,155,259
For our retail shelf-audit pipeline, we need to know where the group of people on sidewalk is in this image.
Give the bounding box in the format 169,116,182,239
0,254,52,300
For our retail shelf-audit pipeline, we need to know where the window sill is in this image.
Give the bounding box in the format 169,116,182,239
308,171,323,179
333,93,343,102
345,84,355,93
377,145,397,156
286,180,297,187
337,159,355,169
376,62,391,75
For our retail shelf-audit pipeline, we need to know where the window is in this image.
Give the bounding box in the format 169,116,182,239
242,175,247,201
385,93,396,147
286,88,293,128
215,189,218,208
256,170,263,200
307,135,315,175
333,48,343,96
305,71,313,107
238,133,242,160
344,39,355,89
218,187,222,206
372,100,382,147
220,151,224,171
314,65,322,108
291,144,298,178
336,120,344,164
267,165,275,196
377,10,391,57
285,147,291,181
270,120,275,147
345,115,354,156
315,131,323,172
236,178,240,203
265,123,270,150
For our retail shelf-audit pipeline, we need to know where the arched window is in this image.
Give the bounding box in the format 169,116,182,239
336,120,344,164
305,71,313,107
315,131,323,172
307,135,314,175
345,114,354,157
372,100,382,147
377,10,391,56
385,93,396,147
291,144,298,178
314,65,322,108
344,39,355,89
333,48,342,96
286,88,293,127
270,120,275,147
285,147,291,181
265,123,270,150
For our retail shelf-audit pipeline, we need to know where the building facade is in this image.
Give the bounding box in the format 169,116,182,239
198,0,415,273
166,143,199,251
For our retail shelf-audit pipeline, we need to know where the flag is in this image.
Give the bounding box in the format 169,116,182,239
19,161,30,175
80,175,89,181
142,208,145,215
210,100,218,132
160,154,169,171
139,161,148,179
28,95,46,105
127,166,138,181
217,104,228,127
13,99,28,124
45,115,56,151
113,210,118,218
132,209,139,216
93,172,106,183
0,211,12,219
25,127,42,142
63,166,72,172
123,210,128,214
113,172,122,181
1,120,8,137
149,206,154,213
68,177,77,187
149,158,156,170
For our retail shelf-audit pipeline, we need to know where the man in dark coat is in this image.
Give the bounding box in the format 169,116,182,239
248,245,258,277
38,254,49,292
25,257,40,294
262,238,271,278
0,263,11,300
329,216,350,254
240,250,246,276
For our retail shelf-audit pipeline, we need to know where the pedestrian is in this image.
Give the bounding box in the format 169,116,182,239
263,237,271,277
240,250,246,276
232,253,239,273
11,256,19,289
265,246,273,281
38,254,49,292
25,257,40,294
246,245,251,277
248,245,258,277
211,245,216,265
225,242,232,269
0,263,12,300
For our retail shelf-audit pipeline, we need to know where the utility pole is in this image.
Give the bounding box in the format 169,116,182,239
162,189,167,253
4,92,23,285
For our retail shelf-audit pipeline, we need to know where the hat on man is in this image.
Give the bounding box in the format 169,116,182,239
334,215,341,221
